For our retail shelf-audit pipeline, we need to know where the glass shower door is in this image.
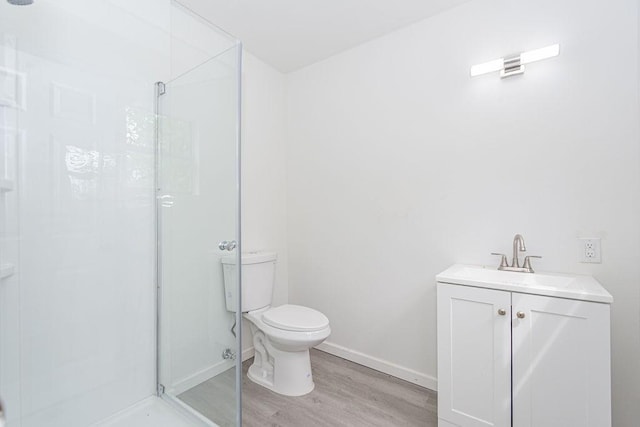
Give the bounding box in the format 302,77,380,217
157,44,242,427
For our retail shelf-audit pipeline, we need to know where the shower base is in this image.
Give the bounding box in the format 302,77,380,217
93,396,202,427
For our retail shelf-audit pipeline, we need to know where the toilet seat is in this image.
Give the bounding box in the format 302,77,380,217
262,304,329,332
244,306,331,351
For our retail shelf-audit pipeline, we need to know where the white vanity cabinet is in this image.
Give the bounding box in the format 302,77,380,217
436,265,612,427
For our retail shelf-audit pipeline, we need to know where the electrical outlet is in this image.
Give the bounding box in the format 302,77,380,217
579,238,601,263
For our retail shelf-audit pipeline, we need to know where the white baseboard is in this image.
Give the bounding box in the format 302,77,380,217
170,347,255,395
242,346,255,361
315,341,437,392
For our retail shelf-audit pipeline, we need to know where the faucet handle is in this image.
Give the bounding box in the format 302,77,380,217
523,255,542,272
491,253,509,268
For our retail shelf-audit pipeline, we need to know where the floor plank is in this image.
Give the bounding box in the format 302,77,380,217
179,349,437,426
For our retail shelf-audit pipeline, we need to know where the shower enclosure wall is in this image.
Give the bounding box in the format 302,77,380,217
157,24,243,427
0,1,241,425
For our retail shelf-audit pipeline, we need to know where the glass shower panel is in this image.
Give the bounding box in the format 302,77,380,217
0,1,167,426
157,44,241,427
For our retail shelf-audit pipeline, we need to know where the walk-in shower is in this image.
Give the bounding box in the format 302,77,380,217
0,1,242,425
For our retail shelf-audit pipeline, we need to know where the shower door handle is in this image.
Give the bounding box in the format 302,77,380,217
218,240,237,251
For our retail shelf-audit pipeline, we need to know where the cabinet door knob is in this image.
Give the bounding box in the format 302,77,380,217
517,311,526,319
498,308,507,316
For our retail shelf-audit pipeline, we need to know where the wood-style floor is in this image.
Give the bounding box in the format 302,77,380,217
178,349,437,427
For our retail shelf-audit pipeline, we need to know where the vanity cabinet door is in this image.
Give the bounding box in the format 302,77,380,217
511,293,611,427
437,283,512,427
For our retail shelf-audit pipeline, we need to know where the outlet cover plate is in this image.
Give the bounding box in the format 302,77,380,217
579,238,601,263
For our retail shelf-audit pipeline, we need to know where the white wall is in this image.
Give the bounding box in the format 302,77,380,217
286,0,640,425
241,53,288,310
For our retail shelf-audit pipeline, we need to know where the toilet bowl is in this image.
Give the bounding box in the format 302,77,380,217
221,252,331,396
244,305,330,396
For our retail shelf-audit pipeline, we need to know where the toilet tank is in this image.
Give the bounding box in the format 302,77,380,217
221,252,277,313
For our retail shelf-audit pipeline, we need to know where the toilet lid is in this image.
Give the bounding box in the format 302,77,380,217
262,305,329,332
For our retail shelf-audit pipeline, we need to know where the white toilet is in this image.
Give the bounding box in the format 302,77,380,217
221,252,331,396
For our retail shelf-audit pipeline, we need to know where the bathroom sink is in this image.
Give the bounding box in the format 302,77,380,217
454,266,573,288
436,264,612,303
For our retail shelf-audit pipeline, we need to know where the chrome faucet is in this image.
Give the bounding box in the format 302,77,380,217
511,234,526,268
492,234,541,273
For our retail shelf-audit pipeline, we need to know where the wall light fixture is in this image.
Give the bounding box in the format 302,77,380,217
470,44,560,79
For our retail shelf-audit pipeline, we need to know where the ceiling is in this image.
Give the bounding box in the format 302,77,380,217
180,0,472,73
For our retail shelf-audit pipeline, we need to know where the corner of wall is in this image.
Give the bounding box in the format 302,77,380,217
240,51,289,307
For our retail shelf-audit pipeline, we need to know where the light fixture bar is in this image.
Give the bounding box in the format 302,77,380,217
520,44,560,64
470,58,504,77
470,43,560,78
500,55,524,78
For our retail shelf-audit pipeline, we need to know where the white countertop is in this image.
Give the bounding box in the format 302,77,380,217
436,264,613,304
